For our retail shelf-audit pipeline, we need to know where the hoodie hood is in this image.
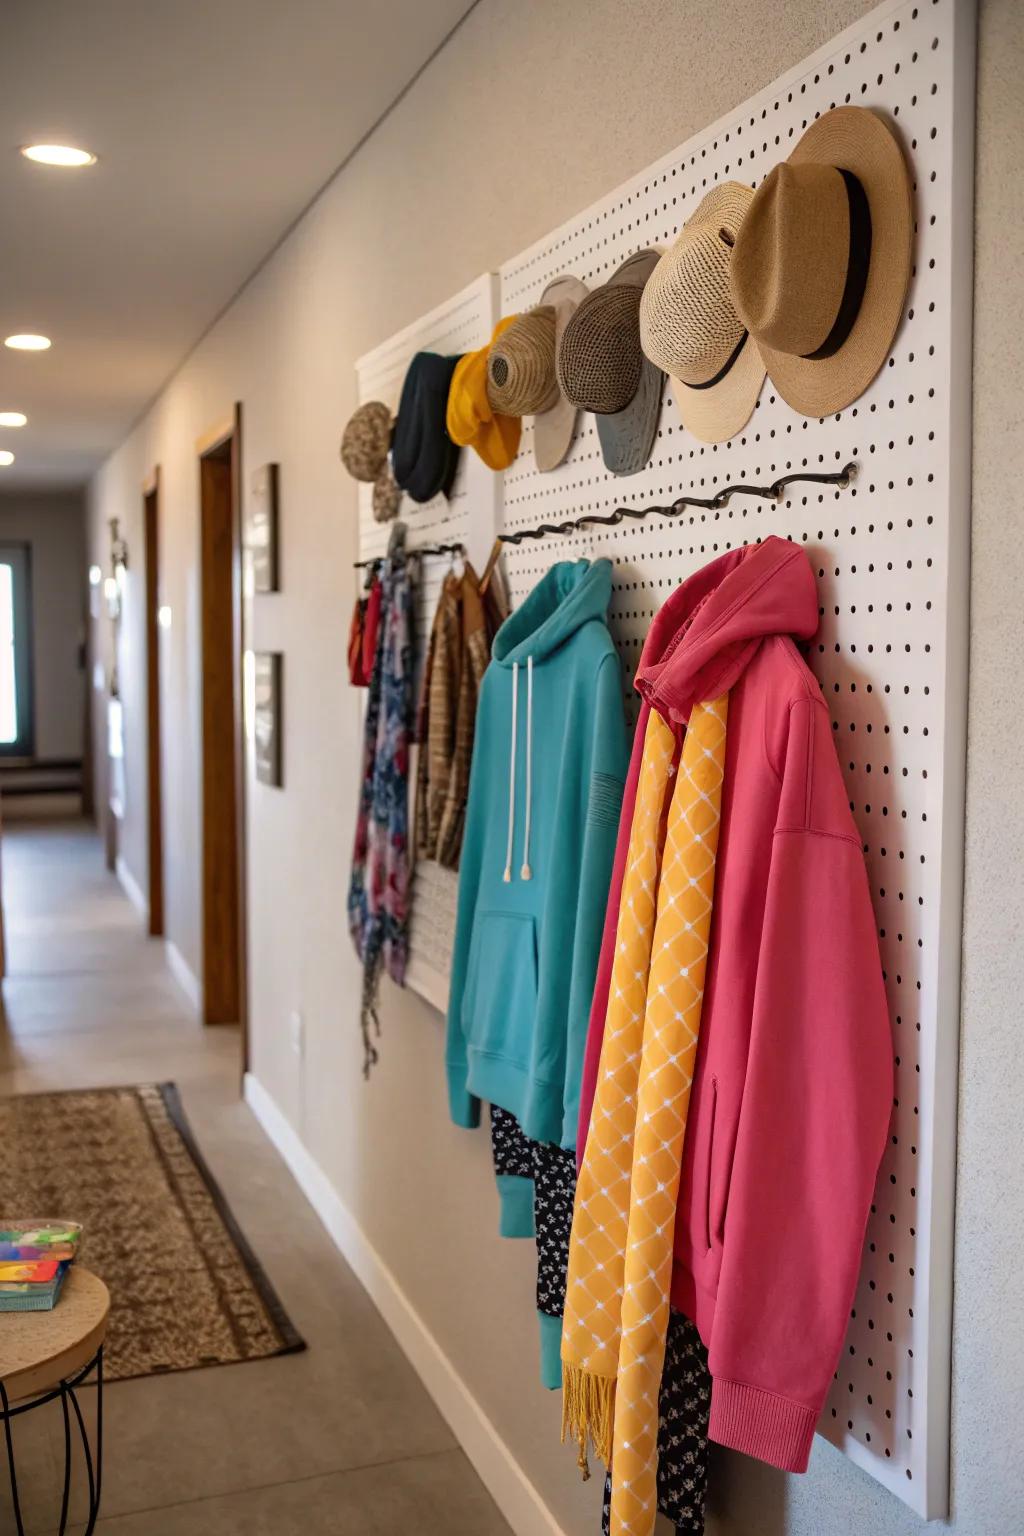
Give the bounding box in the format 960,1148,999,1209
492,559,612,667
636,537,818,723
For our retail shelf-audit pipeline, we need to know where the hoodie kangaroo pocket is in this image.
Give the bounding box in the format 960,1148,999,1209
462,910,538,1062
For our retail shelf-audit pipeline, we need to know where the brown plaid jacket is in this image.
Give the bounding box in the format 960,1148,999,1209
416,561,507,868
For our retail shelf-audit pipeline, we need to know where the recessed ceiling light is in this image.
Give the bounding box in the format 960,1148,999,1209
4,334,51,351
21,143,96,168
0,412,27,428
0,451,14,467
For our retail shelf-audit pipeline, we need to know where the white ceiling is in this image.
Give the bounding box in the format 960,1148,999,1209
0,0,473,488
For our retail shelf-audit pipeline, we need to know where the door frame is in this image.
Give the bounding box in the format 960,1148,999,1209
0,541,36,760
142,469,164,937
196,403,248,1065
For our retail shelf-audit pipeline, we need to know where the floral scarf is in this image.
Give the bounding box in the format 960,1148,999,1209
347,556,415,1073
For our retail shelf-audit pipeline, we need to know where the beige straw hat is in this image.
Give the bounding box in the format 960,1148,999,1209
487,275,589,471
639,183,765,443
730,106,913,417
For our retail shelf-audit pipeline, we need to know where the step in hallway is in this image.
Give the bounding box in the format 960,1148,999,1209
0,820,510,1535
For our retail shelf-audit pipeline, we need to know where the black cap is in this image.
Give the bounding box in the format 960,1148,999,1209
392,352,461,503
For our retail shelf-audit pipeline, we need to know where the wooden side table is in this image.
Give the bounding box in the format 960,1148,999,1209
0,1267,109,1535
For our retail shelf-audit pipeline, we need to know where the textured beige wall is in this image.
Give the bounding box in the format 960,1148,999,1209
0,490,86,761
87,1,1023,1531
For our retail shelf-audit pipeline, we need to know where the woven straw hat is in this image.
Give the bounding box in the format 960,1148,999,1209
488,306,558,415
446,316,522,470
340,400,393,482
488,275,589,471
557,250,664,476
730,106,913,416
640,183,765,443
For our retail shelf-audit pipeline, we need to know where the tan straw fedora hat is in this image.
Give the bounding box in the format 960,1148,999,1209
730,106,913,417
639,183,765,443
488,275,589,471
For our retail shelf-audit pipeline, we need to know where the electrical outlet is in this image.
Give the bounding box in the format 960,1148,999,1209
288,1010,304,1057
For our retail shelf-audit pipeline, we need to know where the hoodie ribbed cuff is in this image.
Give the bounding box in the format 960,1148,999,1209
446,1064,480,1130
709,1378,817,1474
538,1311,564,1390
497,1175,535,1238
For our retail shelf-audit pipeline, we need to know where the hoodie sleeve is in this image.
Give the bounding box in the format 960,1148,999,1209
560,650,629,1149
444,689,491,1131
707,694,893,1474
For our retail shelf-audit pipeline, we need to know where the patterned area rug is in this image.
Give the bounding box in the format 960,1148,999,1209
0,1082,304,1381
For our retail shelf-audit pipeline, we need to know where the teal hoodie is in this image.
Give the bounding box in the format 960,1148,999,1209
446,557,628,1209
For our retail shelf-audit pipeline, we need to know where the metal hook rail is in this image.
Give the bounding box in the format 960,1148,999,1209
353,540,465,570
496,462,858,546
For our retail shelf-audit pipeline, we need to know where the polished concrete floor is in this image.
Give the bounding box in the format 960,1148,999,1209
0,820,509,1534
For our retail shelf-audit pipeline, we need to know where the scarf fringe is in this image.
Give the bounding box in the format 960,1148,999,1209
360,952,382,1079
561,1362,615,1481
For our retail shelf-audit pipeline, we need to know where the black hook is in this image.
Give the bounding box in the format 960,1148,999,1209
496,462,857,544
353,539,466,570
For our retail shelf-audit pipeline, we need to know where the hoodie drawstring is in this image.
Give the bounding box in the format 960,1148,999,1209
504,661,518,883
503,657,534,883
521,656,533,881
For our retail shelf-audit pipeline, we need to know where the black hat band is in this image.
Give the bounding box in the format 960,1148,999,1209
801,169,873,361
687,328,749,390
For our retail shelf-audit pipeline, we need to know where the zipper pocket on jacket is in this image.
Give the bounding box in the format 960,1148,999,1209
704,1076,718,1253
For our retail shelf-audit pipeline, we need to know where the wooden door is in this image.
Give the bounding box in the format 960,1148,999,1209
198,407,247,1038
144,474,164,937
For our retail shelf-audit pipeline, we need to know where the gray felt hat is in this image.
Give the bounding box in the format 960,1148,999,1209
556,249,664,476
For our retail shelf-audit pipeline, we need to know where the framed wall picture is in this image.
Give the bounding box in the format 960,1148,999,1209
249,463,280,593
253,651,283,787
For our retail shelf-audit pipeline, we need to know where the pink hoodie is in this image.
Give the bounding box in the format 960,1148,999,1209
576,538,892,1475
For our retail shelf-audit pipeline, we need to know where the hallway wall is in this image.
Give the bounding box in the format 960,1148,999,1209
86,2,1024,1533
0,489,86,762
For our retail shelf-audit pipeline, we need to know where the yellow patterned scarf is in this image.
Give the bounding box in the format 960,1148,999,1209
562,696,728,1536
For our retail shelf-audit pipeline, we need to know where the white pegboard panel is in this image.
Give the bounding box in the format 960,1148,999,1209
355,272,500,571
495,0,974,1516
355,273,500,1014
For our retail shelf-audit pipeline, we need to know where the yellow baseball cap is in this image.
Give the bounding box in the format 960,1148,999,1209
446,315,522,470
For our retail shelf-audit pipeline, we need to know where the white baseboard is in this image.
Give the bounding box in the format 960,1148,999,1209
243,1071,565,1536
115,855,148,919
165,939,201,1015
112,857,200,1018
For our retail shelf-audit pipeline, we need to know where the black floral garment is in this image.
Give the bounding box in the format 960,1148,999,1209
492,1106,711,1532
602,1308,712,1536
489,1105,577,1318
